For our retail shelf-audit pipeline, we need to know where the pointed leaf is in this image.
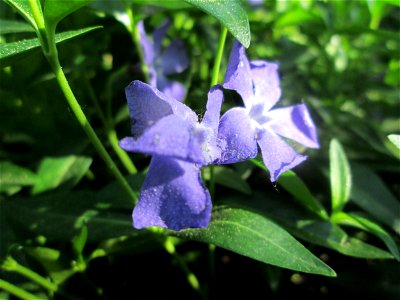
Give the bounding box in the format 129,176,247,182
0,19,36,34
0,161,37,187
3,0,37,29
44,0,92,29
278,170,329,219
203,166,251,194
330,139,352,212
0,26,102,67
175,205,336,276
32,155,92,194
351,163,400,235
183,0,250,47
332,211,400,261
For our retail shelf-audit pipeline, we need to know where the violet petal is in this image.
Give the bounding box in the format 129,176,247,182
137,20,154,65
133,156,212,230
161,40,189,75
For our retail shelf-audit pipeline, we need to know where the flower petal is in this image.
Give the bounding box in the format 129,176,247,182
157,75,187,102
137,20,154,65
250,60,281,112
199,85,224,163
119,114,204,164
125,81,196,137
216,107,258,164
223,41,254,108
153,20,170,55
161,40,189,75
133,156,211,230
257,129,307,182
267,104,319,149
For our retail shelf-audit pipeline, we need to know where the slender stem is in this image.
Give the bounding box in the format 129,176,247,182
84,74,138,174
2,256,57,293
108,129,138,174
210,26,228,86
126,5,150,83
0,279,46,300
49,55,138,204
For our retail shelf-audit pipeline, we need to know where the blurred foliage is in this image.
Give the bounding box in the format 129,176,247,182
1,0,399,299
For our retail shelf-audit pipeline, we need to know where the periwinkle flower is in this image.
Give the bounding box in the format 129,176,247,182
119,81,223,230
138,20,189,101
217,42,319,182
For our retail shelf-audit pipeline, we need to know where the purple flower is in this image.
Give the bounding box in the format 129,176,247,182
217,42,319,182
119,81,223,230
138,20,189,101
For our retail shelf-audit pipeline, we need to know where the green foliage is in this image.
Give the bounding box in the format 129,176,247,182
176,203,336,277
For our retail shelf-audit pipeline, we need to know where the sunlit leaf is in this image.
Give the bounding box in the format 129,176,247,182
183,0,250,47
176,204,336,277
3,0,38,29
330,139,351,212
0,26,102,67
44,0,92,30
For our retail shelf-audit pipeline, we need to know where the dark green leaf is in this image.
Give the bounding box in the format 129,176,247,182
183,0,250,47
244,192,393,259
278,170,328,219
0,19,35,34
44,0,92,30
32,155,92,194
330,139,351,212
0,161,37,187
203,166,251,195
332,211,400,261
175,205,336,276
0,26,102,67
351,163,400,235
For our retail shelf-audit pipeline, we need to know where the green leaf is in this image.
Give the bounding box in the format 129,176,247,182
3,0,37,29
388,134,400,149
32,155,92,194
0,19,36,34
175,205,336,277
0,161,37,195
332,211,400,261
351,163,400,235
203,166,251,195
330,139,352,212
0,26,102,68
183,0,250,47
44,0,92,30
278,171,329,219
72,225,88,256
248,192,393,259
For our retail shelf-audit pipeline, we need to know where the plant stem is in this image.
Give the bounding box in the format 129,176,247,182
209,25,228,197
2,256,57,293
126,5,150,83
0,279,46,300
84,74,138,174
210,26,228,86
49,54,138,203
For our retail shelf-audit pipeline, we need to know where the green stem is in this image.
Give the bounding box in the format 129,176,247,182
48,54,138,204
126,5,150,83
210,26,228,86
108,129,138,174
209,25,228,197
0,279,46,300
84,73,138,174
2,257,57,293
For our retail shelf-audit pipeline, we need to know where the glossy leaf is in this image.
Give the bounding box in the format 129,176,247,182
183,0,250,47
351,163,400,235
175,205,336,277
332,211,400,261
0,26,102,67
388,134,400,149
3,0,37,29
44,0,92,29
246,192,393,259
32,155,92,194
0,19,36,34
278,170,329,219
330,139,351,212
